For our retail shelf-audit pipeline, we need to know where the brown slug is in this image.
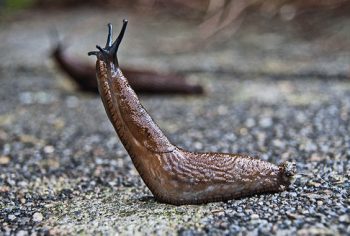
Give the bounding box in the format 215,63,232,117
52,42,203,95
88,20,296,205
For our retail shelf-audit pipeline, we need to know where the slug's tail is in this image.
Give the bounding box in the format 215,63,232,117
278,162,296,190
88,19,128,67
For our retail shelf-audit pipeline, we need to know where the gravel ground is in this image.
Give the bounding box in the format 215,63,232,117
0,7,350,235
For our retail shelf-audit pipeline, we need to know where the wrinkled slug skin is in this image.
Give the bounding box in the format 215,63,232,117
89,20,295,205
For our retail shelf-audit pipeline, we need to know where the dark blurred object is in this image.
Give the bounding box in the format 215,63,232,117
51,43,204,95
35,0,350,21
35,0,350,50
35,0,207,12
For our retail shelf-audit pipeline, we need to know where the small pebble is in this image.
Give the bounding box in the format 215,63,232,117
339,214,350,223
43,145,55,154
8,214,16,221
259,117,272,128
32,212,43,222
0,156,10,165
317,201,323,206
16,231,28,236
251,214,259,220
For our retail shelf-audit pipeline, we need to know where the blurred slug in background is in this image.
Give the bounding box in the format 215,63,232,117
51,41,204,95
88,20,296,205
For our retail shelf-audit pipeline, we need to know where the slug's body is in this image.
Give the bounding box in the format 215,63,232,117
88,20,295,205
52,43,203,94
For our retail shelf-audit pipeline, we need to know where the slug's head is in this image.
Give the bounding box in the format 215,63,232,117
88,19,128,67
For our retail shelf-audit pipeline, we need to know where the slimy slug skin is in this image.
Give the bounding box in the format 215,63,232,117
88,20,296,205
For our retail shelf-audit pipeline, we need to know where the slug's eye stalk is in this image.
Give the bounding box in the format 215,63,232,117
88,19,128,66
106,23,113,48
